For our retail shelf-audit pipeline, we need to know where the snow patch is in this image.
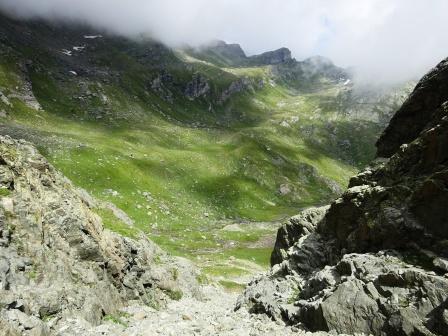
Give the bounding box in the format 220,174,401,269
84,35,103,39
61,49,73,56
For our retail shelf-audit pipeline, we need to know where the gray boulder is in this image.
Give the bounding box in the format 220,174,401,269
271,206,329,266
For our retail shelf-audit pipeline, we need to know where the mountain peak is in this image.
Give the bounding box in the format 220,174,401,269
302,55,334,66
248,47,292,65
185,42,293,67
198,40,247,64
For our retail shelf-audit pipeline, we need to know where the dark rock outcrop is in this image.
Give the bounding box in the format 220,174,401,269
271,55,349,91
377,58,448,158
184,73,210,100
204,40,247,64
248,47,292,65
238,58,448,336
270,206,329,266
219,78,252,104
191,41,291,67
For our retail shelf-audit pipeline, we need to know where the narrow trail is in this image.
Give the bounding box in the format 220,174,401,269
62,286,331,336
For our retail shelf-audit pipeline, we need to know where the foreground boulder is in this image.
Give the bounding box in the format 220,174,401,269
0,136,199,335
237,58,448,335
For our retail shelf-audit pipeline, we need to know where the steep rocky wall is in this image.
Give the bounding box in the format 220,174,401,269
377,57,448,158
238,58,448,336
0,136,199,336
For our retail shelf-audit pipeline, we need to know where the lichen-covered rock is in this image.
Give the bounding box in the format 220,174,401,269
239,250,448,335
296,252,448,335
0,136,200,335
271,206,329,266
238,58,448,335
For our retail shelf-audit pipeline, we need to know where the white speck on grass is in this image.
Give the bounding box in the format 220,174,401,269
84,35,103,39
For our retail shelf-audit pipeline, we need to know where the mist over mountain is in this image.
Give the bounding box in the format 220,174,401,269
0,2,448,335
0,0,447,84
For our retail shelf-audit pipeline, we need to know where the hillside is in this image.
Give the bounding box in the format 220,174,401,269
0,13,411,286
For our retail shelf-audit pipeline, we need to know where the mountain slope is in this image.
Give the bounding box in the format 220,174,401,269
0,13,411,282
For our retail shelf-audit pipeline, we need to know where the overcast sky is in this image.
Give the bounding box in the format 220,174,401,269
1,0,447,83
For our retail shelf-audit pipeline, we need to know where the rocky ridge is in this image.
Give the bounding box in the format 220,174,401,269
237,58,448,335
187,41,348,87
247,47,292,66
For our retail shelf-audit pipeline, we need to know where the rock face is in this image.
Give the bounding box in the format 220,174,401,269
270,206,329,266
203,40,248,65
184,74,210,100
219,78,251,104
193,41,291,67
300,56,347,81
237,58,448,335
377,58,448,158
248,47,292,65
0,136,199,335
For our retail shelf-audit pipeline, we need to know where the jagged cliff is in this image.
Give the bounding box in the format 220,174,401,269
237,59,448,335
0,136,200,335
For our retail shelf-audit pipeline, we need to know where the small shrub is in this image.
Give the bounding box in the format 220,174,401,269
196,273,208,285
219,280,245,292
165,289,183,301
103,314,128,327
144,292,160,310
0,188,10,197
171,268,179,281
287,288,301,304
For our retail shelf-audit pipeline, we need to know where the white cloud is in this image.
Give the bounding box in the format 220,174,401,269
0,0,447,83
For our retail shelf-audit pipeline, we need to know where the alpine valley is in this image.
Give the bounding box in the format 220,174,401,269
2,11,446,336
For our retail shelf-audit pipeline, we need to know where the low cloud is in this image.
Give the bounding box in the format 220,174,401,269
1,0,447,83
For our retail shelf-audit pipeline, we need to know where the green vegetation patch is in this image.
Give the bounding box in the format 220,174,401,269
219,280,246,292
0,188,11,197
96,207,138,238
103,314,129,327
